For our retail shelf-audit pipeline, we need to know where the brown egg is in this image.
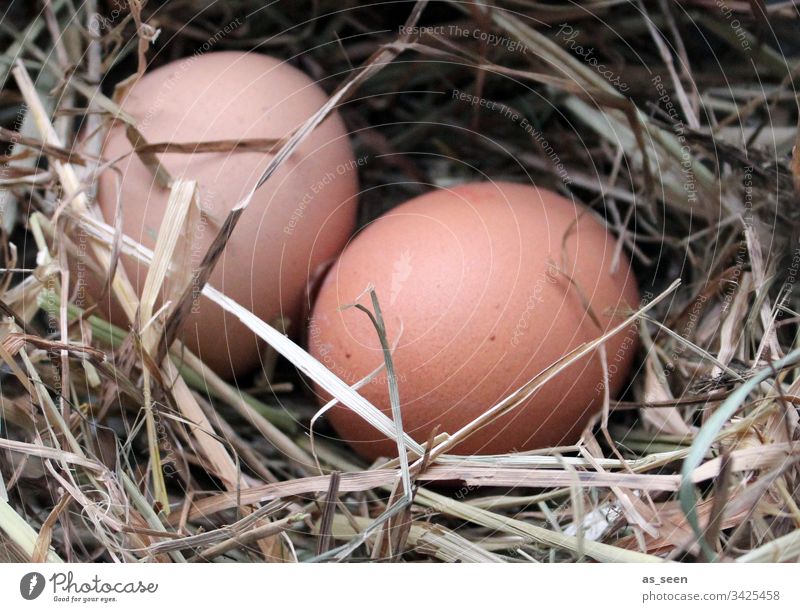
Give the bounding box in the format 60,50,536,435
309,182,639,459
97,51,358,377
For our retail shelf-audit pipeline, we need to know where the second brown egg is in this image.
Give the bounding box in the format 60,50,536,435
309,181,640,459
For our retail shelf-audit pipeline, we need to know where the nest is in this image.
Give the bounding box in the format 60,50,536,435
0,0,799,563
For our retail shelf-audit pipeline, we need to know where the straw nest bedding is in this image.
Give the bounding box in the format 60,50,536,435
0,1,798,562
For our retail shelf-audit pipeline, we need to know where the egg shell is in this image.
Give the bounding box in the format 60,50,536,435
97,51,358,377
309,181,640,459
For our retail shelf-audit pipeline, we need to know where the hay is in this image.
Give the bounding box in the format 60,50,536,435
0,0,798,562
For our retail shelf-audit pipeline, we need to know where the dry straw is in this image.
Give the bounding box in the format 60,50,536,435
0,0,798,562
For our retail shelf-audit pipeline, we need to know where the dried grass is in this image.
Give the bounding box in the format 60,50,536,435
0,0,798,563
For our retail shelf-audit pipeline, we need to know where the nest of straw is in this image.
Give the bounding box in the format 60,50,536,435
0,0,799,563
